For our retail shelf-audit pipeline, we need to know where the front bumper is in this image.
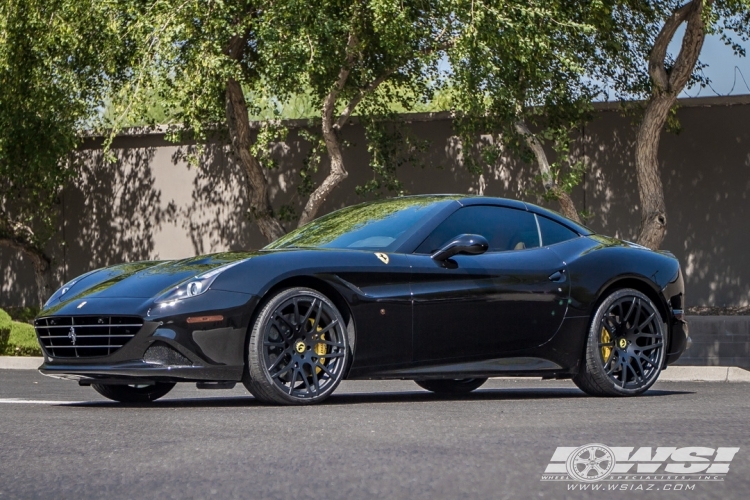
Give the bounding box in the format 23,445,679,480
40,359,243,383
37,291,257,384
665,316,689,365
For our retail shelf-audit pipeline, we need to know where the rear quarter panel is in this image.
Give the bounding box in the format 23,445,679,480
551,235,680,319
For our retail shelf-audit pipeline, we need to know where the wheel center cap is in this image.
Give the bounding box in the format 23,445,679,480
295,341,306,354
618,338,628,349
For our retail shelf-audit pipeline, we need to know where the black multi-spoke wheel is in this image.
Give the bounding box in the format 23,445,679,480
574,288,666,397
243,287,350,405
415,378,488,394
91,382,176,403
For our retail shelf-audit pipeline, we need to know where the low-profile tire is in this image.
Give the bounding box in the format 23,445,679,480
243,287,350,405
574,288,666,397
415,378,488,394
91,382,176,403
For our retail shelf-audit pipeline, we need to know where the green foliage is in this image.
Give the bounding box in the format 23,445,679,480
255,0,452,204
0,308,41,356
593,1,750,102
252,122,289,171
298,128,326,199
0,0,130,252
3,306,39,324
358,116,430,197
257,1,446,106
447,1,603,185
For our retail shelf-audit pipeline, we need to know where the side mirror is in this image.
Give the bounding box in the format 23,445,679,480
431,234,489,265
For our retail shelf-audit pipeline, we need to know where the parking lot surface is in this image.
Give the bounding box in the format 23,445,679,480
1,369,748,499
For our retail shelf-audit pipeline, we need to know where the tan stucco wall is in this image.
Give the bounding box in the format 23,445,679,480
2,97,749,307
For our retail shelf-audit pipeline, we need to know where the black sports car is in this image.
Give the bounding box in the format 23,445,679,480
35,195,688,404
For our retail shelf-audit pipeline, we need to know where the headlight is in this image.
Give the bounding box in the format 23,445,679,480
154,260,245,305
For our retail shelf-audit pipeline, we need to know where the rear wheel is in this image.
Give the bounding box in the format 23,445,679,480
91,382,175,403
243,287,350,405
574,288,666,397
415,378,487,394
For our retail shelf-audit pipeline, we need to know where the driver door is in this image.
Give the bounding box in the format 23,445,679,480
409,205,569,362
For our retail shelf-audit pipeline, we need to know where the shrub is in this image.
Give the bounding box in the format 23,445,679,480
0,310,10,353
4,306,40,324
0,309,42,356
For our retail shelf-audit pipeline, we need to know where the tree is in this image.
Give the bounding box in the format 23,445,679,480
106,1,288,242
112,1,452,244
256,0,452,226
0,0,129,306
444,1,610,223
600,0,750,249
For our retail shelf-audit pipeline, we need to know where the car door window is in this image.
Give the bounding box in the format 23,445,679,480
537,215,580,246
415,206,540,254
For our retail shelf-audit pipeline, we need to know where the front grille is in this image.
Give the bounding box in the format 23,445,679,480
35,316,143,358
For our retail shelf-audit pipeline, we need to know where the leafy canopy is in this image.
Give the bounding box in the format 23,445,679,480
0,0,130,249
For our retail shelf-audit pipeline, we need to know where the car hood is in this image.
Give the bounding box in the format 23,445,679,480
41,252,260,314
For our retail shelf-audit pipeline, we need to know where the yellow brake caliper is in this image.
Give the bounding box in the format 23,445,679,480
601,327,612,362
310,319,327,374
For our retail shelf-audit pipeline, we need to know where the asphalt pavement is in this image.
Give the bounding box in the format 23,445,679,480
1,370,748,500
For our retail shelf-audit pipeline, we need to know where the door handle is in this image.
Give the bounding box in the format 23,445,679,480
548,270,566,282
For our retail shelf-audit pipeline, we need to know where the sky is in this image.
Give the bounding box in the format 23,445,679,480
676,31,750,97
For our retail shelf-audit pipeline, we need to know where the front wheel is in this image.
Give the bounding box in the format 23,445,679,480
243,287,350,405
92,382,176,403
415,378,488,394
574,288,666,397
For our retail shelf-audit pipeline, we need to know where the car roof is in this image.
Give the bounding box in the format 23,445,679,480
403,194,594,236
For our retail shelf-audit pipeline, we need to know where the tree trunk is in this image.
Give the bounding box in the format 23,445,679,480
297,107,349,227
514,120,582,223
634,0,708,249
0,237,51,307
225,78,286,243
29,252,51,308
297,33,357,227
634,95,672,249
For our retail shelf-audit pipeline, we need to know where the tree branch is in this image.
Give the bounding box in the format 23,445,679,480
297,32,359,226
225,78,286,241
649,1,695,92
325,32,358,130
514,120,582,223
669,0,710,90
334,71,394,130
334,40,454,130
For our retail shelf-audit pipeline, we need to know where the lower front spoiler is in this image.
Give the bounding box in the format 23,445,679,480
39,360,244,384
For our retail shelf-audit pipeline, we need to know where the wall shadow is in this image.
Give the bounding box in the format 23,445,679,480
584,106,750,306
64,135,177,281
2,102,750,307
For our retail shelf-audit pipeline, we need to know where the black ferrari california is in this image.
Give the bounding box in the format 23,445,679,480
35,195,688,404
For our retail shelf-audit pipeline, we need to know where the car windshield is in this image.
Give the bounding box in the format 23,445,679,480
265,197,456,251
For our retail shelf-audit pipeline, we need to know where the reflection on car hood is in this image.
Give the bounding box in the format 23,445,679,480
41,252,260,315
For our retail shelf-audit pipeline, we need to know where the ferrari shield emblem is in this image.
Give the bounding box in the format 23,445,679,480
375,253,389,264
618,338,628,349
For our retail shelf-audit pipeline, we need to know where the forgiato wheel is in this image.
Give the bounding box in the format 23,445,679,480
415,378,487,394
574,288,666,397
244,287,350,405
